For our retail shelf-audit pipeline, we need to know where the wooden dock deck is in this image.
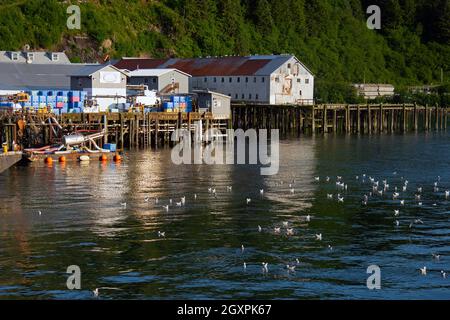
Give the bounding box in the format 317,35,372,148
0,152,22,174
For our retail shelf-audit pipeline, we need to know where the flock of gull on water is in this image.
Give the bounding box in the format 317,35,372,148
36,172,449,297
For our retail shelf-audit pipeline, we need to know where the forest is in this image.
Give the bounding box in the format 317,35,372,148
0,0,449,103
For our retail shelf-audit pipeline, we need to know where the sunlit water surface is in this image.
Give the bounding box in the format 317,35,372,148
1,132,450,299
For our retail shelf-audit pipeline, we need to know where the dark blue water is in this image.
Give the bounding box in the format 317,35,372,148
0,132,449,299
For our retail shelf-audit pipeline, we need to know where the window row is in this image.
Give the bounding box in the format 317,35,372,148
227,93,260,100
204,76,266,84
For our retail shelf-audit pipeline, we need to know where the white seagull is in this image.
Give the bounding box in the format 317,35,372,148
420,266,427,275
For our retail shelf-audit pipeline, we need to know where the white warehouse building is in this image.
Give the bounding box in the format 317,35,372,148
115,55,314,105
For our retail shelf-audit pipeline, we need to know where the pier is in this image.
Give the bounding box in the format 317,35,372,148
0,111,231,151
0,152,22,174
0,103,448,158
232,103,449,135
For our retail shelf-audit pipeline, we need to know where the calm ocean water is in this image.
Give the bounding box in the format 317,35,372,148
1,132,450,299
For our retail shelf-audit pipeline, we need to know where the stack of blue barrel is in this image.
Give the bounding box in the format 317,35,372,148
22,90,87,113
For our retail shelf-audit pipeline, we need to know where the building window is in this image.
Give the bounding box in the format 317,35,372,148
275,77,280,83
214,77,217,83
11,52,18,61
305,79,310,84
245,77,249,83
256,94,259,100
262,77,265,83
229,77,232,83
299,90,302,96
221,78,225,83
287,63,291,69
204,77,207,82
52,53,59,61
235,94,238,99
253,77,257,83
228,94,231,97
153,78,157,83
242,94,245,99
237,77,240,83
297,79,301,83
27,53,34,61
249,94,252,99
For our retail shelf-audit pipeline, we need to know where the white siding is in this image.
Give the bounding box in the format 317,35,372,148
191,75,270,103
269,57,314,105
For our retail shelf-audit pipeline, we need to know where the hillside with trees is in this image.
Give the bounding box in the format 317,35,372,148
0,0,449,103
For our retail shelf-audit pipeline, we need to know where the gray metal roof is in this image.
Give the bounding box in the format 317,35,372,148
0,51,71,64
71,64,127,77
0,63,93,90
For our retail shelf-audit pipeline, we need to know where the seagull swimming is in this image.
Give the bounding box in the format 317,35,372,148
246,198,251,205
394,210,400,216
262,262,268,272
274,227,281,234
258,225,262,232
144,196,150,202
120,202,127,208
441,270,447,278
260,189,264,195
286,228,294,236
432,253,441,260
162,205,169,212
305,215,311,222
315,233,322,241
158,231,165,238
286,265,296,272
420,266,427,275
327,194,333,199
38,210,42,216
93,288,99,297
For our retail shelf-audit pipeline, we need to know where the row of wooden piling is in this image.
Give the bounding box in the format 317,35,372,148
1,103,448,151
0,111,231,151
231,103,449,135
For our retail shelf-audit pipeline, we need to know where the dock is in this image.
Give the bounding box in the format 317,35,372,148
232,103,449,135
1,103,448,160
0,111,231,152
0,152,22,174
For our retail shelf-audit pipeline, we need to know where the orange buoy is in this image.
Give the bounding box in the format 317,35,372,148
100,154,108,161
59,156,66,163
113,154,121,162
44,157,53,164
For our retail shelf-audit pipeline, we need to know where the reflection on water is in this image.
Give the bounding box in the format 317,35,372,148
0,132,450,299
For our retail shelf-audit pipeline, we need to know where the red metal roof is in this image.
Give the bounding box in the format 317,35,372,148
114,57,274,76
